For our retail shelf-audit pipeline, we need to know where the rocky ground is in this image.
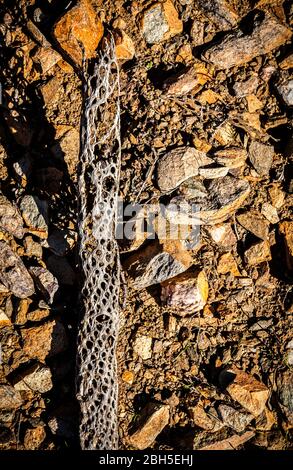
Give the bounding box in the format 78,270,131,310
0,0,292,451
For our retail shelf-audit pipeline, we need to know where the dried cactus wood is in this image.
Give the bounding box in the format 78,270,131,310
77,37,121,450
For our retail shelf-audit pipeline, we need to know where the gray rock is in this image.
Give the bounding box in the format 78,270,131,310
0,241,35,299
143,5,168,44
20,195,48,237
0,195,24,239
14,363,52,393
13,155,32,187
218,404,254,432
249,141,274,176
275,75,293,107
29,266,58,303
0,385,22,410
156,147,212,192
198,0,238,31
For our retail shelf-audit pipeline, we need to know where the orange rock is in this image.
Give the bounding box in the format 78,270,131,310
244,240,271,266
122,370,135,385
279,221,293,270
115,30,135,60
24,426,46,450
53,0,104,65
129,403,170,449
217,252,240,276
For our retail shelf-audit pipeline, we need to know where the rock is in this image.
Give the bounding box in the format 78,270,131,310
24,426,46,450
275,72,293,107
20,195,48,238
217,404,254,432
0,241,35,299
213,147,247,169
237,210,269,240
48,414,75,439
213,121,237,146
141,0,182,44
160,270,208,315
40,76,63,108
192,403,224,432
221,367,269,417
23,236,43,259
14,364,52,393
269,184,285,209
156,146,212,192
51,126,79,178
21,320,68,361
203,13,291,69
206,223,237,248
13,155,33,187
166,176,250,226
122,370,135,385
29,266,59,303
14,298,32,325
255,407,277,431
244,240,271,266
199,430,255,450
217,252,240,276
277,369,293,426
279,221,293,270
27,308,50,322
190,19,205,46
124,239,193,289
0,385,22,410
199,166,229,179
52,0,104,65
249,141,274,177
0,195,24,239
32,46,61,74
0,143,8,181
163,62,210,97
261,202,279,224
129,403,170,449
46,255,76,286
0,310,11,328
198,0,239,31
133,335,152,360
233,76,259,97
115,30,135,60
280,53,293,70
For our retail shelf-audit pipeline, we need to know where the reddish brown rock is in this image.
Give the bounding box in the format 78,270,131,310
200,430,255,450
248,141,274,176
115,30,135,60
237,210,269,240
221,367,270,416
279,221,293,270
244,240,271,266
129,403,170,449
164,62,210,97
24,426,46,450
206,223,237,248
203,13,292,69
53,0,104,65
21,320,68,362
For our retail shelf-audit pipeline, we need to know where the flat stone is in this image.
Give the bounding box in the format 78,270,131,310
248,141,274,176
192,404,224,432
156,146,212,192
244,240,271,266
21,320,68,362
24,426,46,450
237,210,269,240
115,30,135,60
163,62,210,96
123,239,193,290
29,266,59,303
0,385,22,410
206,223,237,248
32,46,61,74
190,19,205,46
0,241,35,299
14,364,52,393
269,184,285,209
142,0,182,44
20,195,48,238
261,202,279,224
213,147,247,169
14,298,32,325
53,0,104,65
161,270,208,315
39,76,63,108
0,309,11,328
203,13,291,69
0,195,24,239
27,308,50,322
199,166,229,179
129,403,170,449
166,176,250,225
233,76,259,97
221,367,269,417
199,430,255,450
217,404,254,432
133,335,152,360
23,236,43,259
